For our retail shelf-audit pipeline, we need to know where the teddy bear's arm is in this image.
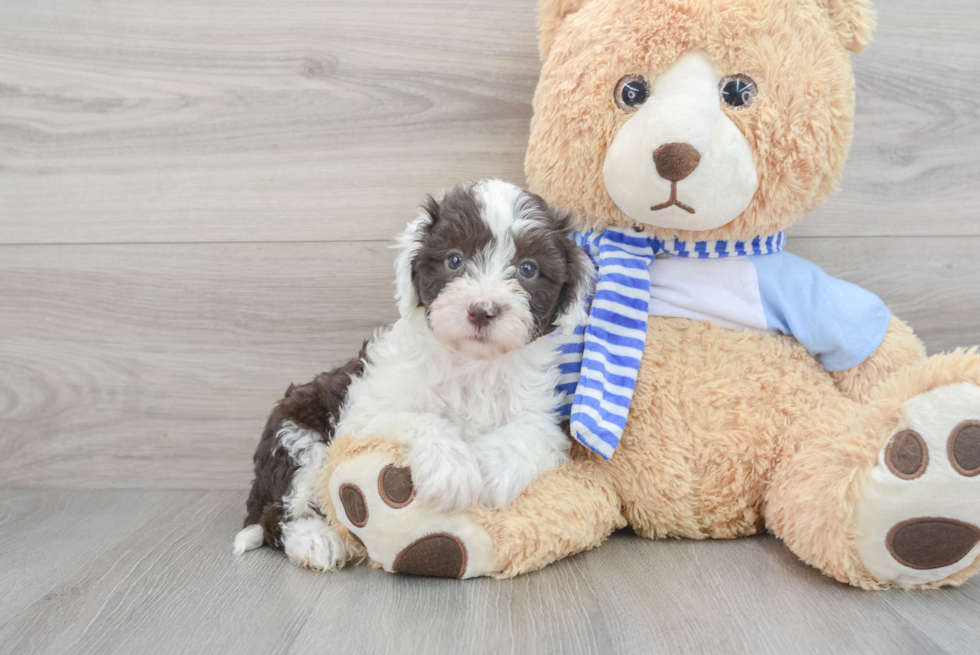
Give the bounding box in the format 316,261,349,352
830,315,927,403
752,254,926,401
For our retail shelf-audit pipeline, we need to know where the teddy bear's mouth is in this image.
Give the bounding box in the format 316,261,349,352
650,181,696,214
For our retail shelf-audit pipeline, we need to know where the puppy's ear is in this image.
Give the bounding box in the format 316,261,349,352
549,210,594,334
538,0,592,62
393,195,438,318
819,0,876,53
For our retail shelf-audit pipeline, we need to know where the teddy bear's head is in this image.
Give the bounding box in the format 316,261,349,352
524,0,875,242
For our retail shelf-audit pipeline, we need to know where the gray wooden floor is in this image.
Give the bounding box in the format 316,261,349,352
2,1,980,653
3,489,980,655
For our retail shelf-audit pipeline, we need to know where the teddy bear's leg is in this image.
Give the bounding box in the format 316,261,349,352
318,436,625,579
479,444,628,578
766,350,980,589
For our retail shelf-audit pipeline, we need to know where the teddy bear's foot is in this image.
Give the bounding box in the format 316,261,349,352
319,436,628,579
324,439,497,578
855,382,980,587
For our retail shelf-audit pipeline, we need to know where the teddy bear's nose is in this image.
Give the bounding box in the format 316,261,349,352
653,142,702,182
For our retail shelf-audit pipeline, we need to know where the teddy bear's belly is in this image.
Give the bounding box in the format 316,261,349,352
599,316,847,540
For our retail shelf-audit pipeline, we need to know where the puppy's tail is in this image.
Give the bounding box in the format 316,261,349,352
232,524,265,556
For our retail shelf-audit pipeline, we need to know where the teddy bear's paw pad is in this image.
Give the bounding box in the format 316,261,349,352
339,483,368,527
886,518,980,570
856,383,980,586
393,533,467,578
883,430,928,480
378,464,416,508
948,421,980,477
328,449,496,579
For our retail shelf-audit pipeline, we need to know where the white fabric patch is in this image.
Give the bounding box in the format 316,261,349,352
855,383,980,586
647,256,768,332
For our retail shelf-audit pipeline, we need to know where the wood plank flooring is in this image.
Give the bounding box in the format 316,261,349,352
2,489,980,655
2,0,980,653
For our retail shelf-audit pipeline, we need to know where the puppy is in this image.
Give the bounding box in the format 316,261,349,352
339,179,593,513
234,179,593,570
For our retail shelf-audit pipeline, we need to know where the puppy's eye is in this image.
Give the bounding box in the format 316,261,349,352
447,253,464,270
719,74,758,110
614,74,649,113
518,262,537,278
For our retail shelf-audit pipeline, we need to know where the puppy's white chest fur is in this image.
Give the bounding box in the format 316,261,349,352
337,313,562,441
439,344,560,441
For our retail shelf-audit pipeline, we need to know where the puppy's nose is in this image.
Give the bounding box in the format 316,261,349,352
653,142,701,182
467,303,498,328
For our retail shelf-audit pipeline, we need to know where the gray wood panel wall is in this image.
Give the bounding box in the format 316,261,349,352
2,0,979,489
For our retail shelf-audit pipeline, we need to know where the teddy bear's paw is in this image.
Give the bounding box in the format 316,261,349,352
855,382,980,587
328,448,496,579
282,516,348,572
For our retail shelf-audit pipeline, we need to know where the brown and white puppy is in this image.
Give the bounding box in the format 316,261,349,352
234,179,593,572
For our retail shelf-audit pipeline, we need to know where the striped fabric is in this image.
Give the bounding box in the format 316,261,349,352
566,228,655,459
656,231,786,258
557,228,786,460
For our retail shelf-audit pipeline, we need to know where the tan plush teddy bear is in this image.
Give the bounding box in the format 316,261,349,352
319,0,980,589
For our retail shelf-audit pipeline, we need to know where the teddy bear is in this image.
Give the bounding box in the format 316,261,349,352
317,0,980,589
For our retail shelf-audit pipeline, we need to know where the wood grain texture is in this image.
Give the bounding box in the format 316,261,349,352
1,237,978,489
1,489,977,655
2,0,979,244
0,0,537,245
799,0,980,238
0,241,398,488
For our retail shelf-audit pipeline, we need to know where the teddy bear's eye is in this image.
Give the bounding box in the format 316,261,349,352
615,74,650,113
719,74,758,110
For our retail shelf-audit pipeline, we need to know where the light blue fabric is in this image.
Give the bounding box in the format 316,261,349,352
751,251,891,372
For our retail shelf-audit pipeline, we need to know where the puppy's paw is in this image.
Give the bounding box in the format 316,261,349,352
282,517,348,572
475,446,534,510
406,440,484,513
479,470,531,510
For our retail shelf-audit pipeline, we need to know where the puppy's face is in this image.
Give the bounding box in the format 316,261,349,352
395,180,592,360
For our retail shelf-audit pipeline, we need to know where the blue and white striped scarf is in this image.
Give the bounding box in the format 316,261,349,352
556,228,787,460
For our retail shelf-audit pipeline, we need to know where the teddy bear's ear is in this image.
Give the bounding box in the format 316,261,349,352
820,0,877,53
538,0,591,61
